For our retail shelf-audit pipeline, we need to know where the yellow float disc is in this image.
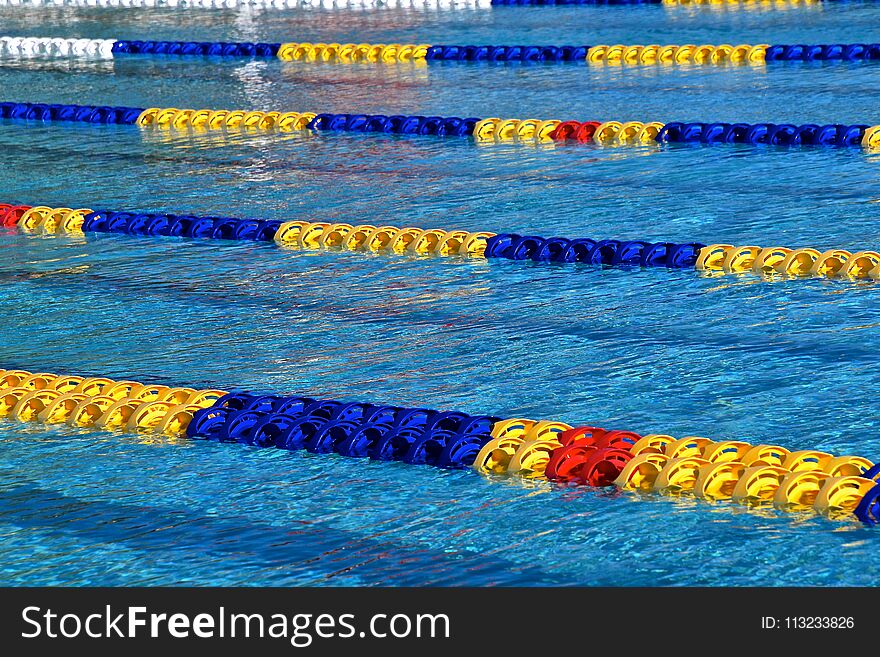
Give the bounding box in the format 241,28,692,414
822,455,874,477
411,229,447,255
729,44,751,63
206,110,230,129
365,226,401,251
617,122,645,144
276,112,302,131
773,470,829,510
639,45,660,64
747,44,769,64
135,107,161,126
523,420,573,442
343,224,378,250
0,387,30,417
614,452,669,491
702,440,752,463
51,375,84,392
473,118,501,141
104,380,145,400
170,109,193,129
389,227,424,254
657,45,677,64
68,395,117,427
158,403,203,437
813,476,877,517
94,399,140,429
810,249,852,278
132,385,171,402
731,464,790,505
321,223,355,248
710,44,734,64
126,401,175,432
473,436,525,474
37,392,88,423
741,444,790,467
506,438,562,477
665,436,714,459
18,206,54,231
159,387,197,404
693,461,746,500
673,44,697,64
380,44,400,62
299,222,331,248
586,45,608,63
59,209,91,233
594,121,623,145
844,251,880,279
74,377,115,396
630,434,675,456
186,389,228,408
636,122,664,143
0,371,31,389
783,450,832,472
722,245,762,272
274,220,309,246
437,230,470,256
12,389,61,421
861,124,880,148
189,109,212,127
490,418,536,441
459,231,495,257
653,456,711,494
535,120,561,142
154,107,180,126
751,246,792,274
223,110,246,129
604,44,625,63
19,372,58,390
242,111,267,128
622,45,643,64
694,244,733,270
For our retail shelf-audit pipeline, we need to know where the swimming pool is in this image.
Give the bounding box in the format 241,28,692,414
2,2,880,587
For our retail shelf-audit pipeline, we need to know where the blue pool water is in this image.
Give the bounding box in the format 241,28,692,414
2,3,880,586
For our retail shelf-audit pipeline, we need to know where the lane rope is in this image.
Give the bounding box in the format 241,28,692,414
3,101,880,150
1,367,877,525
8,36,880,67
8,203,880,284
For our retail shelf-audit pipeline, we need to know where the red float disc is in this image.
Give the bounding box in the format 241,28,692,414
580,447,634,487
550,120,582,141
558,425,605,447
0,205,31,227
596,430,641,451
545,444,596,482
575,121,601,143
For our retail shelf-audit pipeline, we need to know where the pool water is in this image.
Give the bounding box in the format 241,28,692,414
2,3,880,586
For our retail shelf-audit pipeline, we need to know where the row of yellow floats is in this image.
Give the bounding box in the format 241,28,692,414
586,43,769,66
278,42,429,63
273,220,495,257
696,244,880,280
0,369,226,437
135,107,317,131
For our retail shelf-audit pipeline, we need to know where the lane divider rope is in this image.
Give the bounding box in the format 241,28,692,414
8,203,880,284
0,0,495,6
1,368,877,525
3,101,880,149
9,36,880,67
0,0,827,6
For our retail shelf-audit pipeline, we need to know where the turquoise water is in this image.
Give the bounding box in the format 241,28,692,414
2,3,880,586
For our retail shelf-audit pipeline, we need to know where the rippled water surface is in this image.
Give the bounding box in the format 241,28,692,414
1,3,880,586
